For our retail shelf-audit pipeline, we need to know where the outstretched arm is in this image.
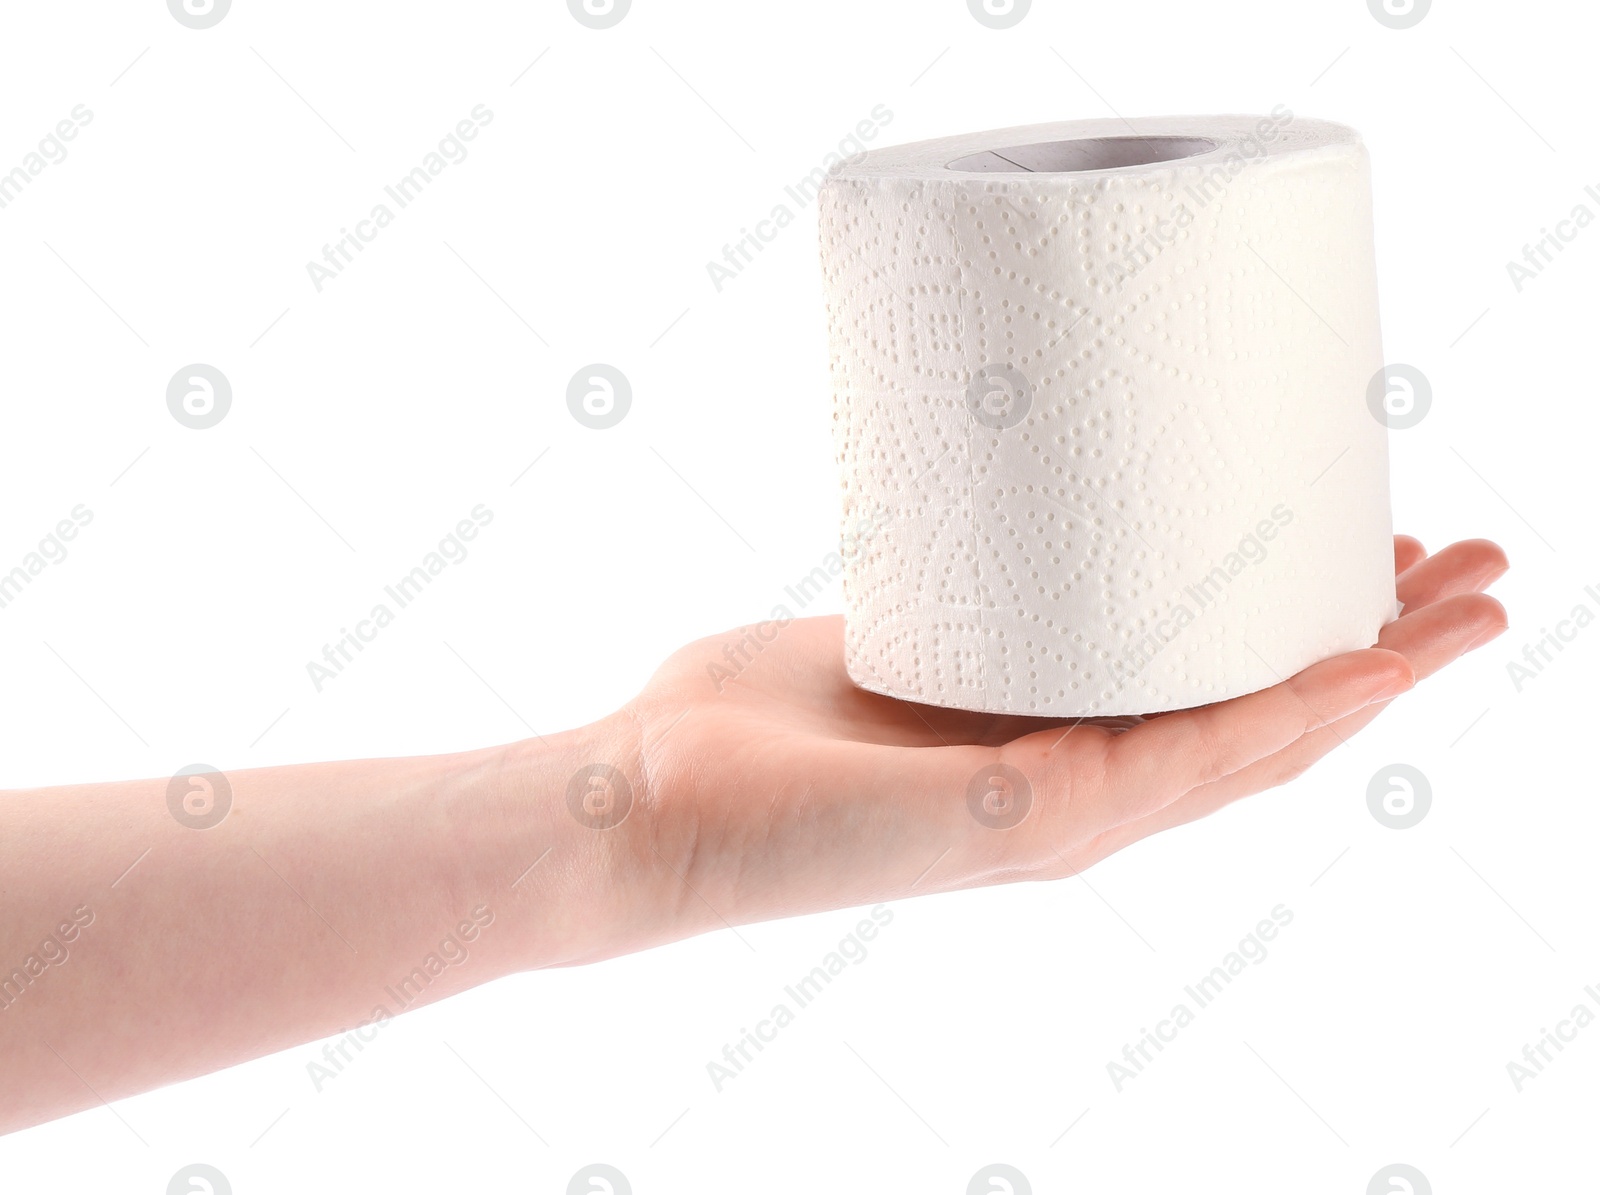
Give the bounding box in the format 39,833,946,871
0,725,627,1135
0,535,1506,1135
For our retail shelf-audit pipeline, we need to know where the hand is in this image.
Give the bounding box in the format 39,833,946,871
604,536,1508,949
0,535,1507,1131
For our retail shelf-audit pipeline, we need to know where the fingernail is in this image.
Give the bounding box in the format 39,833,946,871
1467,622,1508,651
1369,674,1415,704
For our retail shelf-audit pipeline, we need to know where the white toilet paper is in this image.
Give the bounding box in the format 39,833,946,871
819,114,1397,716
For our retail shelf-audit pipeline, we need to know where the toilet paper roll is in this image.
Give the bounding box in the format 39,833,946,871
819,114,1398,717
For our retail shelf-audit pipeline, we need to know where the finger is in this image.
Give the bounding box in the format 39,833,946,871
1175,595,1504,816
1394,535,1427,575
1379,589,1510,661
1086,592,1507,851
1396,538,1508,613
1089,646,1414,828
995,540,1507,864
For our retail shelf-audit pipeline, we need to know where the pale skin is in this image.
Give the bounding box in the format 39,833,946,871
0,534,1507,1135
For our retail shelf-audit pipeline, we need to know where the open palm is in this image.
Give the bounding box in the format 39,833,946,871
609,536,1507,945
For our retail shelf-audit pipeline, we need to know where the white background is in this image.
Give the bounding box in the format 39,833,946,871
0,0,1594,1191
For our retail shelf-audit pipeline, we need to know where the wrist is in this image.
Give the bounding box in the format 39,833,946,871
450,710,650,973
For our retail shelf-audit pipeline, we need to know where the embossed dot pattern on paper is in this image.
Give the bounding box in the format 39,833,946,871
819,116,1398,717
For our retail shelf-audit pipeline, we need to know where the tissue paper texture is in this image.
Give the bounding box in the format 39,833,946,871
820,115,1396,716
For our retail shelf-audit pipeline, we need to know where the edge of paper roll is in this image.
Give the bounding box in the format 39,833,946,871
822,113,1364,182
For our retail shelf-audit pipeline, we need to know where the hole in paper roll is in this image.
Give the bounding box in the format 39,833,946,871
946,136,1219,174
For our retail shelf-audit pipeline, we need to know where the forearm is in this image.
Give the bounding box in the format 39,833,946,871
0,718,633,1134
